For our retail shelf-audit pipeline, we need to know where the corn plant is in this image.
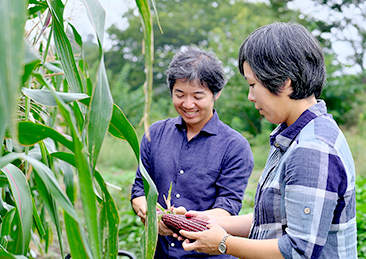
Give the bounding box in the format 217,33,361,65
0,0,158,258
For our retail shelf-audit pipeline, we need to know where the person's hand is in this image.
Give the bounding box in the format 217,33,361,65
173,206,187,215
173,210,214,241
131,196,147,224
185,210,212,222
158,219,175,236
180,224,227,255
158,206,187,236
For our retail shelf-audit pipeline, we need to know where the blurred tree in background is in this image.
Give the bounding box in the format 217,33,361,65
88,0,366,137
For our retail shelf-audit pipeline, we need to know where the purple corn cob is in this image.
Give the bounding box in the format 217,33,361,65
162,214,209,233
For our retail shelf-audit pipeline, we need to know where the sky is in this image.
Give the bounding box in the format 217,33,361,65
64,0,365,74
64,0,136,49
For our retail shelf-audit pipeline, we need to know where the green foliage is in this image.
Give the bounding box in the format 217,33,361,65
1,0,157,258
100,169,144,258
356,176,366,258
103,0,366,137
322,71,366,126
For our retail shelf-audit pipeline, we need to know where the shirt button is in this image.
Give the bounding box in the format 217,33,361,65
274,142,280,148
176,193,180,198
304,207,311,214
170,243,175,247
179,170,184,174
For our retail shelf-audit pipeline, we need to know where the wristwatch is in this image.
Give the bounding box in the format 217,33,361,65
218,233,231,254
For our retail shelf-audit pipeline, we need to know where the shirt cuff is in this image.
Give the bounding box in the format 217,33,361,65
212,196,241,215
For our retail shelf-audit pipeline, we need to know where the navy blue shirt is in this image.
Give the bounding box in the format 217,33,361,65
131,110,254,258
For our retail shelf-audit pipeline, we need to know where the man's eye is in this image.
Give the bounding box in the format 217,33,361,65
176,95,183,98
195,96,203,100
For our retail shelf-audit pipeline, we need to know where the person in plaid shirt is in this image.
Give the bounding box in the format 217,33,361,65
179,22,357,258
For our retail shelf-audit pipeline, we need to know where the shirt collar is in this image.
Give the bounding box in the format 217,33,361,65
270,100,328,152
175,109,219,136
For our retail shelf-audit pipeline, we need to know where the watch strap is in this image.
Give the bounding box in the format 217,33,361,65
219,233,231,254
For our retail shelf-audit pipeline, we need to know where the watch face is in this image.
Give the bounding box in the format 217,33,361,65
218,242,226,253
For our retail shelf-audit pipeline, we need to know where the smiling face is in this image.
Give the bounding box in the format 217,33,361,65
243,62,295,125
172,79,220,133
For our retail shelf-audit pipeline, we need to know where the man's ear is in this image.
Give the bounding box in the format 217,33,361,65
214,91,222,101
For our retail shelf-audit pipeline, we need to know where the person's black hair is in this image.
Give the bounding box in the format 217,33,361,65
166,46,227,96
238,22,326,99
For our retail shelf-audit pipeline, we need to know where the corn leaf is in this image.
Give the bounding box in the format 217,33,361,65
33,172,65,258
0,245,27,259
0,153,78,222
79,97,140,162
0,0,27,141
46,0,83,93
22,42,41,85
51,151,119,258
61,160,75,204
22,88,88,107
46,153,92,259
31,196,46,238
0,202,15,249
79,0,113,171
13,121,74,152
64,212,92,259
139,158,158,259
47,89,101,259
0,164,32,255
88,58,113,171
108,104,140,161
95,171,119,259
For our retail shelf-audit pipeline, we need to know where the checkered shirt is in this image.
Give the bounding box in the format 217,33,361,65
249,100,357,259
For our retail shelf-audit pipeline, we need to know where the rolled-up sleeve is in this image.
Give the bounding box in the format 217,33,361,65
278,142,347,259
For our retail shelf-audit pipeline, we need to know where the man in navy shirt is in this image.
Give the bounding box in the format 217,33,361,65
131,46,254,258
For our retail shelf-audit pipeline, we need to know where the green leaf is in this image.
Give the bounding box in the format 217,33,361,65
0,199,16,250
0,153,79,222
22,88,89,107
43,61,63,73
68,23,83,47
79,98,140,163
41,70,102,259
0,174,8,187
0,245,27,259
33,171,65,257
94,171,119,259
14,121,74,152
64,212,92,259
61,160,75,204
0,164,32,255
77,0,113,171
46,0,84,93
139,159,158,259
22,41,41,85
31,196,46,238
87,58,113,171
51,151,120,258
46,153,92,258
0,0,27,140
108,104,140,161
